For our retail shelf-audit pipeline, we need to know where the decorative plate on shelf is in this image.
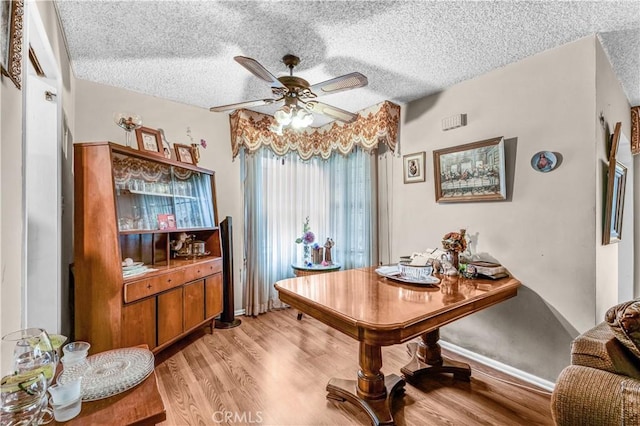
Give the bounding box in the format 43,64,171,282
58,347,154,401
122,262,144,271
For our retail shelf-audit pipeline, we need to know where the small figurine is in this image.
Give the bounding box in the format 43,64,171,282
170,232,191,256
324,238,334,264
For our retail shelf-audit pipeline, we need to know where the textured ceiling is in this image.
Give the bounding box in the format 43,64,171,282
54,0,640,127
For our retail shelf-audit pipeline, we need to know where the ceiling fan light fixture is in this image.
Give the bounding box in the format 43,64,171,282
274,105,293,125
291,108,313,129
269,123,284,135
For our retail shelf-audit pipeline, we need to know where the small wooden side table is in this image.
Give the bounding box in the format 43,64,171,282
291,263,342,320
52,345,166,425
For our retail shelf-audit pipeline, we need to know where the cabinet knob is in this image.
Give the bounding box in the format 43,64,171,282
167,279,172,283
146,284,152,289
197,270,200,274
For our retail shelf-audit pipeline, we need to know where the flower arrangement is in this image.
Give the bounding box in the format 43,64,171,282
186,127,207,149
296,217,315,265
295,217,315,245
442,229,467,253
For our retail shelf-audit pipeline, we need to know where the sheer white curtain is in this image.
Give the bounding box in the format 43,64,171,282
242,147,377,316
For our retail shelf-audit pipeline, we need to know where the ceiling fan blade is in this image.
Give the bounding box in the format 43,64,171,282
309,72,368,96
234,56,286,89
209,98,278,112
306,101,358,123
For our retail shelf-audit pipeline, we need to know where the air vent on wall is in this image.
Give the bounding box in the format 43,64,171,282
442,114,467,131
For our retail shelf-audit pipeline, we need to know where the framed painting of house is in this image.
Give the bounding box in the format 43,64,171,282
433,136,506,202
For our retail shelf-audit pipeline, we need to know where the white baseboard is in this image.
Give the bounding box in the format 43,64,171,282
232,310,554,391
440,340,555,392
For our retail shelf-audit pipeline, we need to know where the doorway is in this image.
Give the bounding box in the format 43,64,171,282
23,2,64,333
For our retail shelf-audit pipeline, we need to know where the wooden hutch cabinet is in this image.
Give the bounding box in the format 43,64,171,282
73,142,223,354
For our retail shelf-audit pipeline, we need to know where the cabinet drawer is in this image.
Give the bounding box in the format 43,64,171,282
124,270,185,303
183,259,222,283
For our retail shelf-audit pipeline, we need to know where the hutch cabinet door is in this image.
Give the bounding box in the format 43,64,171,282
157,287,184,346
205,273,223,319
184,280,205,331
121,298,156,350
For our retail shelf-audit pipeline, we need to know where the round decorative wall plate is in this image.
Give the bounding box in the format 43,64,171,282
531,151,557,172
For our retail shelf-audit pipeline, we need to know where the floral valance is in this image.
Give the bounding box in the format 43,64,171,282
229,101,400,160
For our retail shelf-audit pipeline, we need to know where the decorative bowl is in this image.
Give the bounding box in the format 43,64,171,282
398,263,433,281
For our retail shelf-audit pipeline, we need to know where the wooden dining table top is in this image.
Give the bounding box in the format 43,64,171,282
275,266,520,346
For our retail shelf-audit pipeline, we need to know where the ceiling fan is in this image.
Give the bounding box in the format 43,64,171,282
210,54,368,129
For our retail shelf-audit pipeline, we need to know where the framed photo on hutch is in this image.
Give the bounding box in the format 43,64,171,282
403,152,426,183
135,126,164,156
433,136,506,202
174,143,195,164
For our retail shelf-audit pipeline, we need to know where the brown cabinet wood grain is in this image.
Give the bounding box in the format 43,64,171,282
184,280,205,331
124,269,185,303
74,142,224,354
205,273,223,319
121,298,156,350
157,287,184,346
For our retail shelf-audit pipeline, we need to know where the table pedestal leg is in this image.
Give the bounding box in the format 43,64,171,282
326,342,405,426
400,329,471,382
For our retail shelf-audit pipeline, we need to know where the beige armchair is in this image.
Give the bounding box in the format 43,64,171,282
551,301,640,425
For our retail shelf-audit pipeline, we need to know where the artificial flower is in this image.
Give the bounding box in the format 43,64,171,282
295,217,315,245
442,229,467,253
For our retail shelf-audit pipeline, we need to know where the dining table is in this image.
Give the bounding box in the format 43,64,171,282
274,266,520,425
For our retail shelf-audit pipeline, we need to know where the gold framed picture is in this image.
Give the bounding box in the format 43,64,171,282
1,0,23,89
174,143,195,164
135,126,163,156
433,136,506,202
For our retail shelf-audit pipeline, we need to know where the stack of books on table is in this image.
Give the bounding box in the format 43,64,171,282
469,261,508,279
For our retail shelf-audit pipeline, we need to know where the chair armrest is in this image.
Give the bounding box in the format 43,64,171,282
551,365,640,426
623,379,640,425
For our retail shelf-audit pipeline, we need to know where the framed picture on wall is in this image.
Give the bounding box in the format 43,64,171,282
135,126,164,156
174,143,195,164
603,123,627,245
433,136,506,202
1,0,23,89
403,152,426,183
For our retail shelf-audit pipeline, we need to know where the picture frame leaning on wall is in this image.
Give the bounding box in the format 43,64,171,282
603,122,627,245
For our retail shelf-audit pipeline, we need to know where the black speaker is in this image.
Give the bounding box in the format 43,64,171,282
215,216,241,329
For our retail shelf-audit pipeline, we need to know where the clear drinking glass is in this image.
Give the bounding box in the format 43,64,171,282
2,328,58,424
1,370,48,425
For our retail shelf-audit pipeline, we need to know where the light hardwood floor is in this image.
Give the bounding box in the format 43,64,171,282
155,309,554,426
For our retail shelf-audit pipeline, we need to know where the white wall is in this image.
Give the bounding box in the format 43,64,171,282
380,36,632,382
595,37,634,318
73,80,245,310
0,62,24,374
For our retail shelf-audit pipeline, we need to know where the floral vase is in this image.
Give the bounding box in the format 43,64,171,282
303,244,311,265
448,250,459,269
191,143,201,164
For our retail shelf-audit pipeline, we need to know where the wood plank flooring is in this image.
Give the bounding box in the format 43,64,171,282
155,309,553,425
